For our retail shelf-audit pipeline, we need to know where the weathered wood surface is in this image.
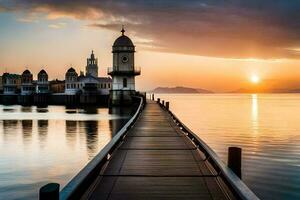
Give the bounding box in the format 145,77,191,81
84,101,232,200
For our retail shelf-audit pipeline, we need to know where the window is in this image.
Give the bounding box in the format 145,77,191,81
123,78,127,88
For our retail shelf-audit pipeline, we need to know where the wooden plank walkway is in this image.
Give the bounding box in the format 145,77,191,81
83,101,232,200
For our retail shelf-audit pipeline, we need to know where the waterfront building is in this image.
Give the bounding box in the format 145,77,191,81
65,51,112,96
21,70,35,95
50,79,65,93
65,67,79,95
36,69,49,94
86,51,98,77
2,73,21,95
108,27,141,105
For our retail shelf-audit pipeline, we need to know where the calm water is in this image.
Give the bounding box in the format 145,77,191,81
155,94,300,200
0,105,135,200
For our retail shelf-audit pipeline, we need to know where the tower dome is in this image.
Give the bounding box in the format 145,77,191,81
22,69,31,75
113,26,134,48
67,67,76,73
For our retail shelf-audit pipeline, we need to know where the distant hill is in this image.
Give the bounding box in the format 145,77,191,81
152,86,213,94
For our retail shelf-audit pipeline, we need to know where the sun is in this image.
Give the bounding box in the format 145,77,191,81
250,75,260,84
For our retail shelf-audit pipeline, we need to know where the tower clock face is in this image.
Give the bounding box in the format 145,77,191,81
122,56,129,63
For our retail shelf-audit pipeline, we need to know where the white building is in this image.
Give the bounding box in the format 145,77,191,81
36,69,49,94
65,67,79,95
2,73,21,95
21,69,34,95
108,27,141,105
65,57,111,96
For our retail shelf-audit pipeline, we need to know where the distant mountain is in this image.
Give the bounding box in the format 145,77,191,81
152,86,213,94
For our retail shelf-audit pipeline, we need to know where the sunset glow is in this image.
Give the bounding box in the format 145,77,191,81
251,75,260,84
0,1,300,92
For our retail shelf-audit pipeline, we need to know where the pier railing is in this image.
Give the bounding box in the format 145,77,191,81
40,96,145,200
157,98,259,200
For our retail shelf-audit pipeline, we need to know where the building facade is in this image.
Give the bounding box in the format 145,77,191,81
108,27,141,105
2,73,21,95
50,79,65,93
21,70,34,95
65,67,79,95
36,69,49,94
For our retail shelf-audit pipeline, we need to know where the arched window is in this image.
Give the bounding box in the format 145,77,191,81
123,78,127,88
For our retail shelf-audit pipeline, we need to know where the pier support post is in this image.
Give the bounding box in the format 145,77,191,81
157,98,160,104
39,183,59,200
166,102,169,111
162,100,165,107
228,147,242,179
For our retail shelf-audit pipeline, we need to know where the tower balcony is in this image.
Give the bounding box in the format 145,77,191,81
108,67,141,76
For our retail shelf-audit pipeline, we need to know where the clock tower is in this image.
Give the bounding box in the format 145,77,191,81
108,26,141,105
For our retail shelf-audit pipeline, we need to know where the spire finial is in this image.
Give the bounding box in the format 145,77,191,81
121,25,125,35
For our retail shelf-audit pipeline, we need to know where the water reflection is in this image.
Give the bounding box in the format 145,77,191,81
3,120,18,134
155,94,300,200
81,121,98,159
65,121,78,147
0,104,134,200
81,107,98,114
109,107,132,136
21,107,32,113
251,94,259,135
22,120,33,144
37,107,48,113
37,120,48,147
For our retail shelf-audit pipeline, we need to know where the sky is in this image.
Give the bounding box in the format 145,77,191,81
0,0,300,92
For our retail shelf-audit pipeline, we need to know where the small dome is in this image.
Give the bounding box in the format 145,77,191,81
113,35,134,47
22,69,31,75
38,69,47,74
67,67,76,73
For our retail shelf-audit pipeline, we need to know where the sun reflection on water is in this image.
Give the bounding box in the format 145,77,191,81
251,94,259,135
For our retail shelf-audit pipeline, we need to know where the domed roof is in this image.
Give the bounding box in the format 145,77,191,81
67,67,76,73
113,27,134,47
22,69,31,74
38,69,47,74
113,35,134,47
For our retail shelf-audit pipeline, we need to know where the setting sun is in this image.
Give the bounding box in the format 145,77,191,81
251,75,260,84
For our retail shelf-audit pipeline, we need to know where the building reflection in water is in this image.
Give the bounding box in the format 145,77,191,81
109,106,133,137
2,120,19,142
22,120,33,144
3,120,18,133
37,120,48,147
37,106,48,113
80,120,99,160
21,106,32,113
65,120,78,147
81,106,98,114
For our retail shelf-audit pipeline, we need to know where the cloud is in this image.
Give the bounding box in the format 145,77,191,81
1,0,300,59
48,22,66,29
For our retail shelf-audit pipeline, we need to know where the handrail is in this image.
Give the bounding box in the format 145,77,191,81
166,106,259,200
59,96,144,200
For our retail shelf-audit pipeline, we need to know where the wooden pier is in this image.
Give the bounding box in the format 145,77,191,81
84,100,233,199
41,97,259,200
